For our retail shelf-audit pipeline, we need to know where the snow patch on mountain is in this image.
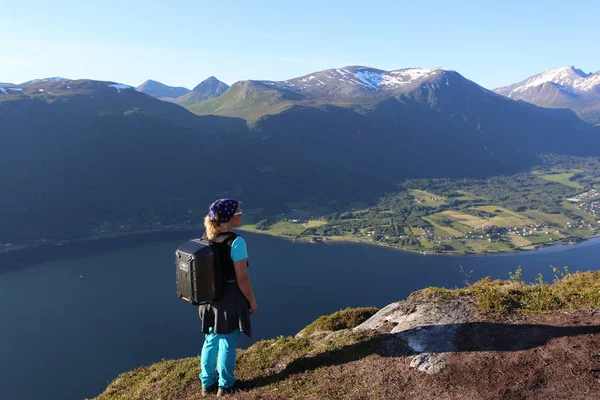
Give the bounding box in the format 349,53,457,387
390,68,441,80
354,70,383,90
573,72,600,92
507,67,599,97
0,88,8,95
108,83,132,93
266,67,447,94
23,77,68,85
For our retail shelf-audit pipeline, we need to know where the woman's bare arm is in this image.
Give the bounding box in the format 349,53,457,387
233,259,258,314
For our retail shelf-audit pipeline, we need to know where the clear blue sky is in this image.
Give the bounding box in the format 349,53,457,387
1,0,598,89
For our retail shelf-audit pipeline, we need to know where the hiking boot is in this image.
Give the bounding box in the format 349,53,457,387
201,383,218,397
216,386,234,397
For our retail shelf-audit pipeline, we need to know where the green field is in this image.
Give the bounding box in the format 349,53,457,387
447,190,484,201
410,190,447,207
539,172,584,189
422,217,464,238
522,210,572,225
236,157,600,255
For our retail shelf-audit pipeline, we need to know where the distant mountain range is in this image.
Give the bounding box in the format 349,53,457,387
1,66,600,243
494,66,600,125
136,77,229,104
185,66,466,121
136,80,191,99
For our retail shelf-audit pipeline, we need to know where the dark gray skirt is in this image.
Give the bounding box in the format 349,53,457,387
199,282,252,337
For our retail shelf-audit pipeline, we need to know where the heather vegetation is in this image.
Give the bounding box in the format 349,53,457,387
418,269,600,313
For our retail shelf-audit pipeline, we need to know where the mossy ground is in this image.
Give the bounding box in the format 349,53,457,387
297,307,379,336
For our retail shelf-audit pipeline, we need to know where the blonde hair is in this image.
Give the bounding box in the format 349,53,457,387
204,215,221,240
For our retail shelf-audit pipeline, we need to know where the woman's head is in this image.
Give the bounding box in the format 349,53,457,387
204,198,242,239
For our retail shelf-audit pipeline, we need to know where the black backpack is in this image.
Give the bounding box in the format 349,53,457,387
175,232,237,305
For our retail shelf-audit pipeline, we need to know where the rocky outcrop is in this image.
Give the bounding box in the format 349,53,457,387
355,298,472,373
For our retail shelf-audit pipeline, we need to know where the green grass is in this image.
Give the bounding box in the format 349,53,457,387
472,205,504,213
419,270,600,313
539,172,584,189
446,190,484,201
94,309,382,400
466,239,512,253
304,220,328,228
411,227,423,236
562,202,598,223
422,218,463,238
450,221,477,234
263,222,307,236
93,357,199,400
185,81,298,123
410,189,447,207
526,233,561,245
522,210,572,225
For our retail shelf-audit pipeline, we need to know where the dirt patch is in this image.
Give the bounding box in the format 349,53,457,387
225,309,600,400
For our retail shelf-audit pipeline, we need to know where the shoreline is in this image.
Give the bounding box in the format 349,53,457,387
0,226,200,255
237,227,600,257
1,225,598,258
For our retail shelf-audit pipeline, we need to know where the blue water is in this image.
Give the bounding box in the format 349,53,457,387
0,231,599,400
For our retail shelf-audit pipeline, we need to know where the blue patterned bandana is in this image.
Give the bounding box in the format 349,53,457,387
208,198,239,224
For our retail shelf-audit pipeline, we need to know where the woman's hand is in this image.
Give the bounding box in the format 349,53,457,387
249,301,258,315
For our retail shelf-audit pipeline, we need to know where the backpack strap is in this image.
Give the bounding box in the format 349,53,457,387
210,232,249,267
212,232,238,247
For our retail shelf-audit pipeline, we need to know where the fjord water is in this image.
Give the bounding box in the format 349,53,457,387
1,232,599,400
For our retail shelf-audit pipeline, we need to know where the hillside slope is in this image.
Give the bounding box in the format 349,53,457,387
2,71,600,245
94,271,600,400
0,78,248,242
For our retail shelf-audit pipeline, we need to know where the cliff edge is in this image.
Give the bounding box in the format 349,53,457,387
94,271,600,399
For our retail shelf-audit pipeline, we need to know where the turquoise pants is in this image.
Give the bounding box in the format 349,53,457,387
199,327,241,388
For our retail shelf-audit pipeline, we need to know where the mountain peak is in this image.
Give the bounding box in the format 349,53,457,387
256,66,450,97
136,80,191,99
494,65,600,124
139,79,161,85
191,76,228,92
497,66,599,97
174,77,229,105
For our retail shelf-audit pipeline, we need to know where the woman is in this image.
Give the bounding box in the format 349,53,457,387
199,198,258,397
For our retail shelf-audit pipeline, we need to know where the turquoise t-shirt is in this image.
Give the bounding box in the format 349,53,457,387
230,236,248,262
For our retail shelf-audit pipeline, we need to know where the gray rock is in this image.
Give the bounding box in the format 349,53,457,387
355,298,472,374
409,353,448,374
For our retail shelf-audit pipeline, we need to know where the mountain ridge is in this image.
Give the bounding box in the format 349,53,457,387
494,66,600,124
136,79,191,99
2,69,600,245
